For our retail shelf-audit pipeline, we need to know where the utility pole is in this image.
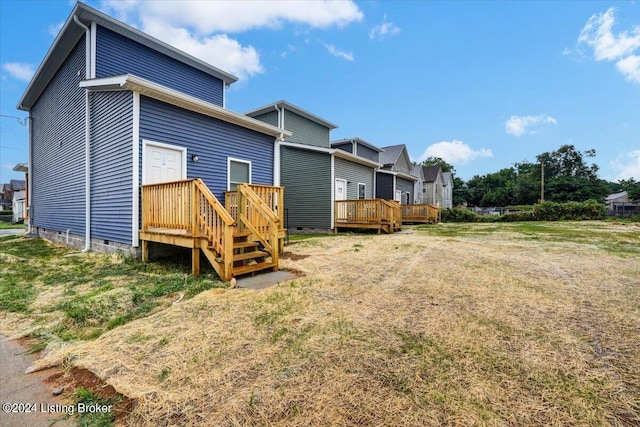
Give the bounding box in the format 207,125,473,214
540,160,545,202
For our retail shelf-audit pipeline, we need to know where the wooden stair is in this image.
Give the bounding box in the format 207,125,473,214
230,230,276,276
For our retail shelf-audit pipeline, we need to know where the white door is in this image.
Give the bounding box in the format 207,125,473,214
394,190,402,202
335,179,347,201
144,144,184,184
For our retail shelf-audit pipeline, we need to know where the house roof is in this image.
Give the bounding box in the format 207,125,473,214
18,2,238,111
412,164,424,179
13,163,28,172
422,165,443,182
79,74,291,138
378,144,405,166
245,100,338,130
605,191,628,201
10,180,26,191
331,137,383,153
279,141,381,168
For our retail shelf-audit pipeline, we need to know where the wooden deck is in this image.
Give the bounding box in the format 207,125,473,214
401,203,441,224
334,199,402,234
140,179,283,280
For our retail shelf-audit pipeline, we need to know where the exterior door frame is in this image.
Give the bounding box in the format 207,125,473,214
141,139,187,185
335,178,347,201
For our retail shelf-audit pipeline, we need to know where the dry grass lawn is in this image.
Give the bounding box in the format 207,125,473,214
8,221,640,426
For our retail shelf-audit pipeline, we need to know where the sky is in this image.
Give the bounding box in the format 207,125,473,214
1,0,639,186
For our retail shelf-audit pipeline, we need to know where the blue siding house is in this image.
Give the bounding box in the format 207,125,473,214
18,2,288,258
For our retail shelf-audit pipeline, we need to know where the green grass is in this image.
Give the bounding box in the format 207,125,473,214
0,222,25,229
71,387,121,427
417,221,640,256
0,237,226,343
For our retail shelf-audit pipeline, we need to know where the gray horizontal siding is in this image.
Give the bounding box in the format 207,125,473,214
396,177,414,204
375,173,394,199
96,26,224,106
281,146,331,229
334,157,374,199
283,110,330,148
31,38,86,235
139,96,274,201
252,111,278,127
90,91,133,244
355,143,379,163
333,142,353,153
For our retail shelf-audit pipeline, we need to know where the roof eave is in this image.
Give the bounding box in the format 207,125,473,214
245,100,338,130
80,75,291,138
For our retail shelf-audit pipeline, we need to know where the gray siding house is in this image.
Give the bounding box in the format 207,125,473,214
18,2,287,254
246,102,382,232
376,144,417,204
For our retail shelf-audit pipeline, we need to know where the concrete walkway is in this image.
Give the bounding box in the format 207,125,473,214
0,337,71,427
0,228,25,237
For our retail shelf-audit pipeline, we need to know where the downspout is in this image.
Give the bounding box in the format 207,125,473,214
73,16,92,252
26,116,32,234
273,104,283,186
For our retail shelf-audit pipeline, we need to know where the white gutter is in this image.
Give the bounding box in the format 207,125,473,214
273,104,282,186
27,117,32,233
73,15,92,252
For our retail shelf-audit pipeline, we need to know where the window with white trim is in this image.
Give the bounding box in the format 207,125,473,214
228,158,251,190
358,183,366,200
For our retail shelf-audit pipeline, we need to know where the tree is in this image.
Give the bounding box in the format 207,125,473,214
421,157,456,174
617,178,640,201
536,145,607,202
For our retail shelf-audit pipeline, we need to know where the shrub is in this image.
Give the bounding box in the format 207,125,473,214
441,207,479,223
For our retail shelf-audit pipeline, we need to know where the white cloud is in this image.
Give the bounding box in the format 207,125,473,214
142,18,262,79
615,55,640,83
578,7,640,83
419,140,493,165
100,0,363,80
48,21,64,37
323,43,354,61
610,150,640,180
369,15,401,40
1,62,35,82
103,0,363,33
505,115,557,137
280,45,296,58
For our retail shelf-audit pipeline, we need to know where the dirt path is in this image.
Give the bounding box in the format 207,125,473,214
0,337,71,427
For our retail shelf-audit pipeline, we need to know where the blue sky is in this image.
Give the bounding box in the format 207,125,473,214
1,0,639,185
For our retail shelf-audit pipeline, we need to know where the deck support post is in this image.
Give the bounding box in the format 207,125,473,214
142,240,148,262
192,247,200,277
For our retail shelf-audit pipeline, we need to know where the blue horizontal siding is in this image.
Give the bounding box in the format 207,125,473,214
31,39,86,235
95,26,224,106
89,91,133,244
139,96,274,201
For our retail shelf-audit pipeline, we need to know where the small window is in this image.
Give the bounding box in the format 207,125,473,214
228,158,251,190
358,183,366,200
406,192,410,205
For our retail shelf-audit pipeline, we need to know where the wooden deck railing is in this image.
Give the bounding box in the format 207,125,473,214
225,184,284,226
401,203,441,223
334,199,401,229
141,178,236,277
236,183,280,267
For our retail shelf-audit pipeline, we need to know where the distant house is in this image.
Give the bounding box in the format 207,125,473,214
442,172,454,209
420,166,444,207
0,180,26,211
12,191,26,223
605,191,630,208
16,2,289,279
246,101,382,232
376,144,417,204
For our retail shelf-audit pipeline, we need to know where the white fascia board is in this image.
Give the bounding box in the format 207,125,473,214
396,171,419,182
376,169,398,176
333,150,382,168
79,75,291,139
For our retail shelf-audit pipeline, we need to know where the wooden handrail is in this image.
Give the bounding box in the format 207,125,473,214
237,184,280,257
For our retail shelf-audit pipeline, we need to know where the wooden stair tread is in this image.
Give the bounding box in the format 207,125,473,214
233,262,276,276
233,241,260,249
234,250,268,261
233,230,253,238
